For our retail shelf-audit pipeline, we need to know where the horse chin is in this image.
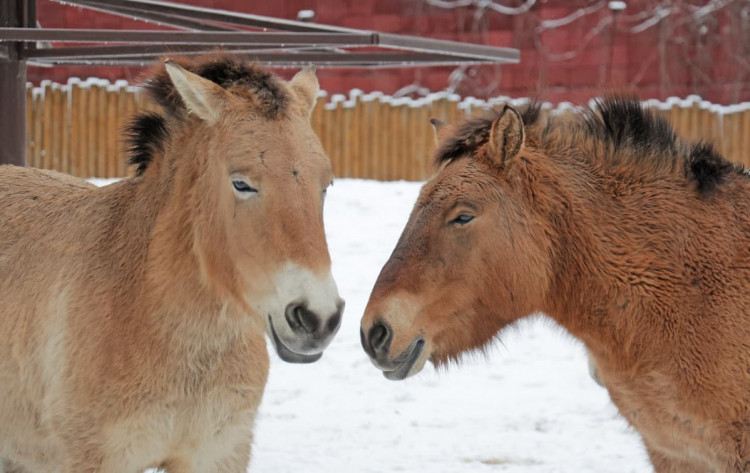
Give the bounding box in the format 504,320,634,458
267,316,324,364
382,338,427,381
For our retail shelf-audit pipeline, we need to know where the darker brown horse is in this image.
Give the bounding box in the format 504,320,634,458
361,97,750,472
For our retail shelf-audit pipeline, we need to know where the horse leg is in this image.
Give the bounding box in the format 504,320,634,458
1,458,30,473
198,439,251,473
64,452,105,473
647,446,710,473
161,458,196,473
213,439,251,473
162,441,250,473
164,437,252,473
63,441,144,473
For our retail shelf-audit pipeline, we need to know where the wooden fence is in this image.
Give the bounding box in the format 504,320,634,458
25,79,750,181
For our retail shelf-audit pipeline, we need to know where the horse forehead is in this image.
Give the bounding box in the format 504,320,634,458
420,162,497,204
227,116,306,145
267,137,330,174
224,118,328,168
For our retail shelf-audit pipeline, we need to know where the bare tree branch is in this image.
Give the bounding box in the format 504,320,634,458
537,2,606,32
425,0,537,15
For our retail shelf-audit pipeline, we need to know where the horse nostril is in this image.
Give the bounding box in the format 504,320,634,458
285,303,320,334
368,320,392,354
327,311,342,334
325,299,345,333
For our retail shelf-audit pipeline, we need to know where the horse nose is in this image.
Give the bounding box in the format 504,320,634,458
361,319,392,358
285,299,344,338
327,299,345,334
285,302,318,334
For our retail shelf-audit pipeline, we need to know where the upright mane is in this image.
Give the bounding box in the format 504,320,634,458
126,54,291,176
435,96,740,194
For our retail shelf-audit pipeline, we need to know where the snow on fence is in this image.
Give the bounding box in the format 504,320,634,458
25,79,750,180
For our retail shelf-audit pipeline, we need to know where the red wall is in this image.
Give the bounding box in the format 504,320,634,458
29,0,749,104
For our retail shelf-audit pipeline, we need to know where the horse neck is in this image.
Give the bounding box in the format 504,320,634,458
529,152,677,352
121,147,242,340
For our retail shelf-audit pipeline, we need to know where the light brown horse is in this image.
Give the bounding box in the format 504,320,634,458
0,55,343,473
361,98,750,472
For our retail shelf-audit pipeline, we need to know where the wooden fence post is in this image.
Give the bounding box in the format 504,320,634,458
20,80,750,181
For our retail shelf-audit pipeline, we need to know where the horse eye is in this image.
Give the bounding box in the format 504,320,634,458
451,214,475,225
232,180,258,194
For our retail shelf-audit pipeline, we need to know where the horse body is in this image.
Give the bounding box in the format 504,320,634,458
0,169,267,472
1,55,342,473
361,99,750,472
546,143,750,472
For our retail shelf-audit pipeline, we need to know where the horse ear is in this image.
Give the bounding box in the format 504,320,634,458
489,105,525,165
164,59,227,124
429,118,452,145
289,66,320,118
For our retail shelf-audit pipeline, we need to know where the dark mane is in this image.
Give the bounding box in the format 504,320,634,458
435,96,740,194
580,96,678,170
126,54,290,176
126,112,169,177
687,141,737,193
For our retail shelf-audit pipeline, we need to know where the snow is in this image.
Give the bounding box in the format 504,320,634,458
91,178,651,472
253,179,651,472
57,77,748,120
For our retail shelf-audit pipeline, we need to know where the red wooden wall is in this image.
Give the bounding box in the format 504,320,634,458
29,0,749,104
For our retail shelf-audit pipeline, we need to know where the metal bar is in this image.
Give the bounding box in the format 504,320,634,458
54,0,519,63
378,33,519,62
0,0,27,166
55,0,360,34
71,0,235,32
0,28,376,45
23,44,306,60
30,52,498,67
1,28,519,63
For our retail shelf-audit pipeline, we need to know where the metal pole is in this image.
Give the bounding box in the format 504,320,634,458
0,0,28,166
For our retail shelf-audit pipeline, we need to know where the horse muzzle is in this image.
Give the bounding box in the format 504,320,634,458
360,319,426,380
268,299,344,363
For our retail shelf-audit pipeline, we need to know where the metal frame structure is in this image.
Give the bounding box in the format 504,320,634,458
0,0,520,166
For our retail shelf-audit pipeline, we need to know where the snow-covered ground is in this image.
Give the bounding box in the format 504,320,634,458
250,179,651,473
91,178,652,472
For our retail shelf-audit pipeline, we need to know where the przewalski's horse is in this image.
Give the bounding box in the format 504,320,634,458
361,98,750,472
0,55,343,473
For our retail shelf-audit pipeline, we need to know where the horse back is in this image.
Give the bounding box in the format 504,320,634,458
0,165,105,287
0,165,97,232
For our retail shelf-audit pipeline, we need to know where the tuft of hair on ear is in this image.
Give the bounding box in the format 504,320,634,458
429,118,452,145
488,105,525,166
142,56,194,113
688,141,735,193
